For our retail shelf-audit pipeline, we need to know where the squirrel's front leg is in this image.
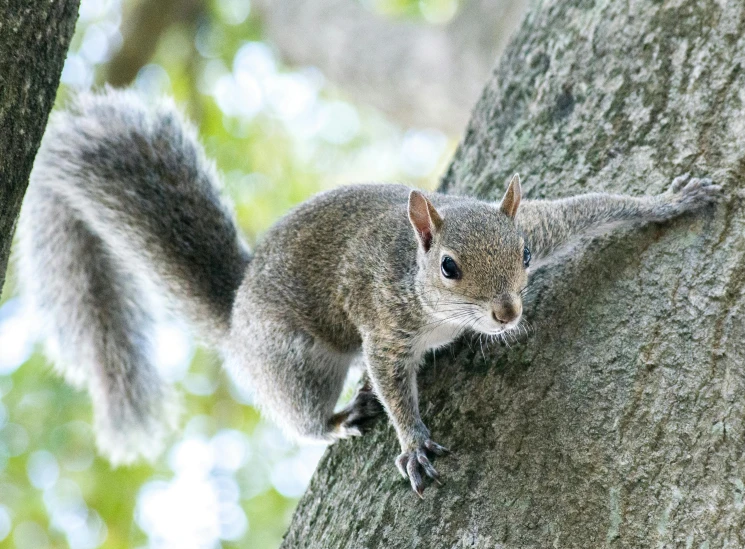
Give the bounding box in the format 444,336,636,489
362,336,448,497
516,173,722,264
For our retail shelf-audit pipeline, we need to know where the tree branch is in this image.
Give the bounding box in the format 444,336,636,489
104,0,203,87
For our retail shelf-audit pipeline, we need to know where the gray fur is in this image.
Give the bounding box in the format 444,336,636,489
515,173,720,269
18,91,721,491
18,90,249,464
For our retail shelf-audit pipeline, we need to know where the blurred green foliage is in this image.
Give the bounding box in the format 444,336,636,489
368,0,462,22
0,0,453,547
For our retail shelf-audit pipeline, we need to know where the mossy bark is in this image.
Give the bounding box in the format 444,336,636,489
0,0,80,293
282,0,745,547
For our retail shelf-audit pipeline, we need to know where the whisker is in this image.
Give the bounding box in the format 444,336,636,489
417,311,474,330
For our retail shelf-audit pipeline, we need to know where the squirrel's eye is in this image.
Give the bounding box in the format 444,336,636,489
441,256,461,280
523,246,531,268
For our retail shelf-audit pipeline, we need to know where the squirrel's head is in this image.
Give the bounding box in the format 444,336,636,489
408,174,528,337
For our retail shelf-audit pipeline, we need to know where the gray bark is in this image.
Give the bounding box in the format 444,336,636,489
282,0,745,547
0,0,80,293
254,0,528,134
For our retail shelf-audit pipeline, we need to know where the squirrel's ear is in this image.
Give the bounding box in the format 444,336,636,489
499,173,522,218
408,190,442,252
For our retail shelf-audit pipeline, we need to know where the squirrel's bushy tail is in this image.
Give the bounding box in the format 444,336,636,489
17,89,250,464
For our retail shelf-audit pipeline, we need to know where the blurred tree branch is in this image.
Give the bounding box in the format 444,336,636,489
254,0,528,134
0,0,80,295
105,0,204,86
108,0,527,134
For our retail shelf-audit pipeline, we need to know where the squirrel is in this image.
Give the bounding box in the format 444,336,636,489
17,89,721,496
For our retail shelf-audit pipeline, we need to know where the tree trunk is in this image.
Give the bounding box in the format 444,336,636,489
282,1,745,547
0,0,80,293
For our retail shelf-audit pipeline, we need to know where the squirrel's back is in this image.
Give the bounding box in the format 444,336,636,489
237,184,415,349
17,89,249,463
240,184,482,350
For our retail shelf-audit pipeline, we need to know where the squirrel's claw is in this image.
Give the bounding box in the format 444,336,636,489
396,439,448,497
406,456,425,498
667,173,723,208
650,173,724,222
416,450,442,485
423,439,449,456
669,172,692,192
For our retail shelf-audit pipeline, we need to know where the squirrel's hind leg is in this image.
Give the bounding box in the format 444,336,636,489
328,375,384,437
225,314,365,442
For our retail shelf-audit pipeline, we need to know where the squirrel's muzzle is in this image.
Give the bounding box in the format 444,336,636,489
491,294,522,326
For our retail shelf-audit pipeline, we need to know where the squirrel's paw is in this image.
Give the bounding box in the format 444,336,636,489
331,387,384,438
395,439,449,498
666,173,723,211
343,388,384,434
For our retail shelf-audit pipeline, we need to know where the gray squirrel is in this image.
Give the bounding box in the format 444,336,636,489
17,90,721,496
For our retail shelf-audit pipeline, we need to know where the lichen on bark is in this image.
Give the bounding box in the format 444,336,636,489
282,1,745,547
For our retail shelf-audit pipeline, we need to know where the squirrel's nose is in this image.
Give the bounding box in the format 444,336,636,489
491,297,522,325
